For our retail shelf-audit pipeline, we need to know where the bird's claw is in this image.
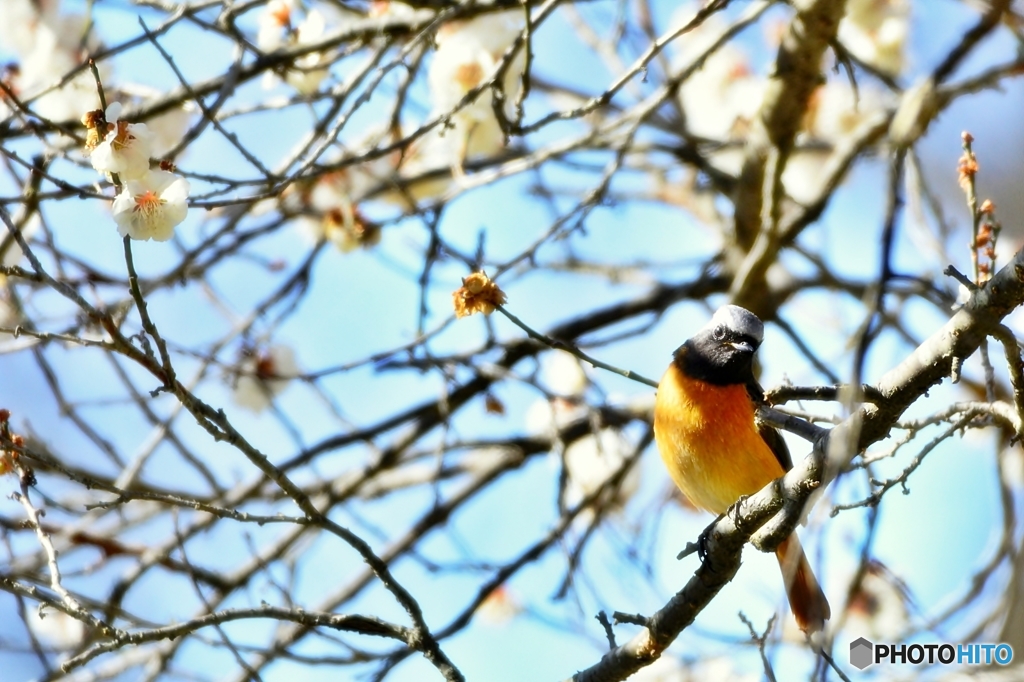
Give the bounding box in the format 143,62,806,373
696,530,710,562
728,495,749,526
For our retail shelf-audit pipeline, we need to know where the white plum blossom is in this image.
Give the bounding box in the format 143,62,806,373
527,392,641,517
669,4,897,209
540,350,588,398
385,12,525,205
804,81,888,142
297,208,381,252
369,1,432,21
27,606,85,651
387,130,463,205
82,97,192,243
111,170,190,242
7,14,101,123
841,561,911,641
286,10,331,94
257,2,331,94
113,84,197,158
426,12,525,162
430,12,524,117
780,152,828,205
232,345,300,412
0,0,61,58
148,105,193,157
308,165,386,217
89,102,155,180
525,395,578,436
839,0,910,75
0,1,106,123
951,282,973,311
293,135,399,250
783,82,889,203
256,0,297,52
563,428,641,515
476,585,521,626
675,11,765,176
672,4,894,201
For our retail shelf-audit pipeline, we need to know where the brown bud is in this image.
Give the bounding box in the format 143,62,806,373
453,272,507,318
81,109,105,130
484,394,505,415
977,223,992,248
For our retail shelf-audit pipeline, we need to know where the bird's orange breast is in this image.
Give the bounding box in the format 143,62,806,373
654,363,785,514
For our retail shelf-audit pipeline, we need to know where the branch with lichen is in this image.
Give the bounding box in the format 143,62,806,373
567,241,1024,681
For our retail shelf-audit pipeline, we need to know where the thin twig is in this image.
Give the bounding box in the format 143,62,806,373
495,304,659,388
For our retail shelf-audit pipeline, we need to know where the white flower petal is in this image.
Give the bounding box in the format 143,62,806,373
232,345,299,412
105,101,123,124
90,111,156,180
111,170,190,242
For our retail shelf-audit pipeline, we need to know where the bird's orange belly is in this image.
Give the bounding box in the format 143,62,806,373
654,365,785,514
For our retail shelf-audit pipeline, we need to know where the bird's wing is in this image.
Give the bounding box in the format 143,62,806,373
748,380,792,472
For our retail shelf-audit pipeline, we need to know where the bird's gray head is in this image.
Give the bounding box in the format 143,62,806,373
676,305,764,385
704,305,764,347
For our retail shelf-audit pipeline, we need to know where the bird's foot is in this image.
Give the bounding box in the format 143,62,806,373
696,529,710,562
727,495,749,526
682,519,720,563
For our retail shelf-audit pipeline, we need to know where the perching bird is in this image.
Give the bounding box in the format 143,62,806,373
653,305,830,634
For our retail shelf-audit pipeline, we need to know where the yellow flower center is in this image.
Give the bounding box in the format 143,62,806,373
455,63,485,91
133,190,165,217
270,2,291,27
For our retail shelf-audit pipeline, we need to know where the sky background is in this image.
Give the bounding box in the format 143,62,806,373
1,0,1023,680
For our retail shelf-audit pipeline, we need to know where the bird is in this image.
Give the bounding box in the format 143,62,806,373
653,304,830,634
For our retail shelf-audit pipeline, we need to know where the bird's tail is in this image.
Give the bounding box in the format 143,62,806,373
776,535,830,634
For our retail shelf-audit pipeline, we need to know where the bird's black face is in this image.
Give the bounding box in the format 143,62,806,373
674,305,764,386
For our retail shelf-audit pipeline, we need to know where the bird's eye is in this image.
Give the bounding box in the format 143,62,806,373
712,325,726,340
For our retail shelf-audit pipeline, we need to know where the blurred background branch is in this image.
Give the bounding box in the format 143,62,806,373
1,0,1024,680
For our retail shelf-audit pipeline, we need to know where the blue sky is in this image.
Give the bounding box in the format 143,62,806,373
1,1,1023,680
